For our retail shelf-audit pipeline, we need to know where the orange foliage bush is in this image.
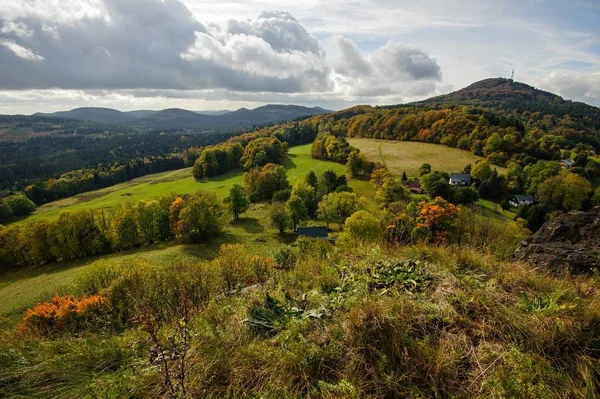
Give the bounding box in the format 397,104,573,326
416,197,460,243
21,295,109,336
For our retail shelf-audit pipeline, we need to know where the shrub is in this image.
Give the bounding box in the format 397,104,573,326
344,210,382,244
383,213,415,246
21,295,109,336
272,245,298,270
212,244,274,291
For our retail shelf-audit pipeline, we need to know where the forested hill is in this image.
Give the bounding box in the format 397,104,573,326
34,104,331,131
414,78,600,129
34,107,156,124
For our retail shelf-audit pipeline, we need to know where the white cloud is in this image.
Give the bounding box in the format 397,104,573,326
537,72,600,105
0,39,44,61
0,0,598,113
0,21,34,38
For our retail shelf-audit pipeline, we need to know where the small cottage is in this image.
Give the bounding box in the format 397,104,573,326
402,178,423,194
560,159,574,168
448,173,472,186
509,194,535,207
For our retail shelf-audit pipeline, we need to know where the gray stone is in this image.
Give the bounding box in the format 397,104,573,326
513,207,600,274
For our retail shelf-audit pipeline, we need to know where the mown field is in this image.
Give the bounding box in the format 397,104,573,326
21,144,372,223
349,138,507,176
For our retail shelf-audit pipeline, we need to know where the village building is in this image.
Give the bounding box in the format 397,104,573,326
509,194,535,207
448,173,472,186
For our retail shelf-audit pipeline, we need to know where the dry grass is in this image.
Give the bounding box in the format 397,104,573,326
349,138,507,177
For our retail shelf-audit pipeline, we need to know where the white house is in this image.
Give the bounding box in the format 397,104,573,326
448,173,472,186
509,194,535,207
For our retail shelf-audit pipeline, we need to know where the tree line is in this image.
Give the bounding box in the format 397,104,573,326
0,192,226,270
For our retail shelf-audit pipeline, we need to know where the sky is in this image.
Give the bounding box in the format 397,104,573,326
0,0,599,114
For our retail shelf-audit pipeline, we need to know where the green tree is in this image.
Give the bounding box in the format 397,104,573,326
112,206,141,250
370,168,391,187
156,194,177,240
346,150,367,178
178,192,225,243
401,171,408,182
318,170,340,195
29,220,54,265
506,162,525,193
562,173,591,211
270,203,291,234
592,187,600,206
286,195,308,232
0,202,10,222
305,171,318,191
524,161,561,195
134,201,160,245
537,171,591,211
224,184,251,221
4,194,37,218
471,160,492,181
291,181,317,216
48,211,108,260
418,163,432,177
245,163,290,201
317,192,360,227
376,177,410,206
242,137,286,169
479,170,507,200
421,172,451,200
193,148,219,178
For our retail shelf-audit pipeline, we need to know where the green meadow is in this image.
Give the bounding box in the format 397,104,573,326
21,144,372,223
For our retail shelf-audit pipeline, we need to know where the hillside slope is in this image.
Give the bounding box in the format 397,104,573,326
416,78,600,128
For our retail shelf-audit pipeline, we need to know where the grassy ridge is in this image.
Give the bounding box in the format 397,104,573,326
349,138,507,176
21,144,372,223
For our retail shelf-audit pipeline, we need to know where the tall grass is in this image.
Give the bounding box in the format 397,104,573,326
1,239,599,398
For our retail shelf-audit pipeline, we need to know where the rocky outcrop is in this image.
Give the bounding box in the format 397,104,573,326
513,207,600,274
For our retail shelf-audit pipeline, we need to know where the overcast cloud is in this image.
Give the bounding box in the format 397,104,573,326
0,0,599,113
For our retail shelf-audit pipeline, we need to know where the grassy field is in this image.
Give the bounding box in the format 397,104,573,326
20,144,372,223
349,138,507,177
1,144,373,323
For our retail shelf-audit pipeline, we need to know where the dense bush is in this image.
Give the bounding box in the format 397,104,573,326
20,295,109,337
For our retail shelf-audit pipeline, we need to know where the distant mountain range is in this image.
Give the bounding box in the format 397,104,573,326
34,104,331,131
